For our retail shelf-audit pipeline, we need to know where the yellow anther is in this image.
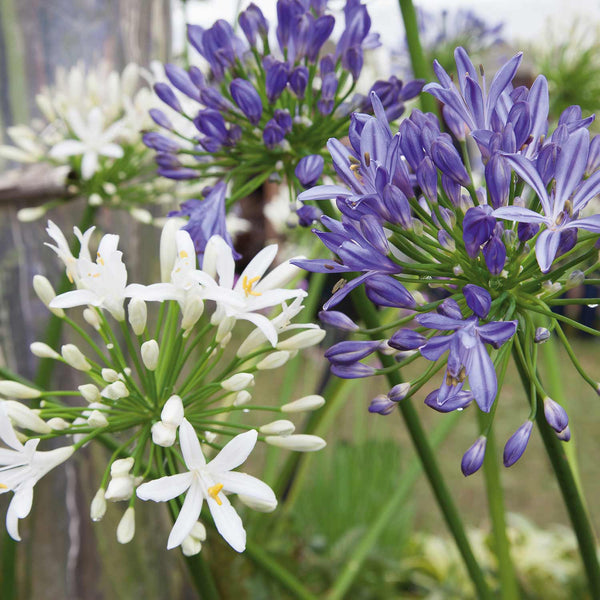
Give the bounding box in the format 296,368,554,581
363,152,371,167
208,483,224,506
348,155,360,165
242,275,261,297
97,252,105,266
179,250,188,258
0,483,7,489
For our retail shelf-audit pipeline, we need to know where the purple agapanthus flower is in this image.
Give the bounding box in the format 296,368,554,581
493,128,600,272
168,181,240,259
416,289,517,412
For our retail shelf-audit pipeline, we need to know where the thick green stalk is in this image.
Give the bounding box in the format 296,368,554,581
354,289,492,599
326,411,460,600
513,348,600,597
397,0,438,115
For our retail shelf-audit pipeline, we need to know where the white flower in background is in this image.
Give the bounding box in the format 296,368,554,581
0,405,74,540
137,420,276,552
44,220,95,285
49,108,124,179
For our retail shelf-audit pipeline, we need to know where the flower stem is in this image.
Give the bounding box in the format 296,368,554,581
326,411,460,600
512,346,600,597
397,0,438,115
353,288,492,599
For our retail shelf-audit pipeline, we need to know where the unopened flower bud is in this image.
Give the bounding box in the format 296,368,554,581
102,368,119,382
556,425,571,441
116,507,135,544
141,340,159,371
281,395,325,413
257,351,290,370
181,296,204,333
389,330,425,351
0,380,41,399
78,384,100,403
216,316,235,343
277,328,326,350
160,218,186,282
222,373,254,391
33,275,64,317
83,308,101,330
566,269,585,289
105,458,135,501
101,381,129,400
543,397,569,433
259,420,295,436
131,208,153,224
161,395,184,425
388,383,411,402
461,436,487,476
264,434,326,452
2,400,50,432
47,417,70,430
90,488,107,522
151,421,177,447
18,206,47,222
534,327,550,343
503,421,533,467
368,394,396,415
233,390,252,406
87,410,109,428
318,310,359,332
181,536,202,556
128,297,147,335
30,342,60,359
61,344,92,371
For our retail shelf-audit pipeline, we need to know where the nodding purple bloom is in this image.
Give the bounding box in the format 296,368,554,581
461,436,487,476
463,284,492,318
417,290,517,412
493,128,600,272
503,421,533,467
168,181,240,259
296,203,323,226
295,155,325,188
389,329,426,351
365,274,416,309
325,340,381,365
230,78,263,125
360,76,424,122
543,397,569,434
368,394,396,415
318,310,359,332
265,60,289,104
238,3,268,47
307,15,336,62
485,154,511,208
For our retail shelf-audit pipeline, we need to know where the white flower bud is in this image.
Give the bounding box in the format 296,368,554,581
181,296,204,333
111,457,135,477
277,329,326,350
78,384,100,403
90,488,107,522
190,521,207,541
216,316,234,343
47,417,70,430
151,421,177,447
160,218,187,282
105,458,135,501
233,391,252,407
87,410,109,428
17,206,47,222
238,494,278,513
259,420,295,436
202,236,220,279
221,373,254,392
264,434,326,452
141,340,159,371
128,297,147,335
281,395,325,413
2,400,51,433
116,507,135,544
101,381,129,400
130,208,153,224
30,342,61,359
181,536,202,556
101,368,119,382
83,308,101,330
256,351,290,370
61,344,92,371
33,275,64,317
161,395,184,425
0,380,41,399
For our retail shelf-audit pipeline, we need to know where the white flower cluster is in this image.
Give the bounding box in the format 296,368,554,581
0,220,326,553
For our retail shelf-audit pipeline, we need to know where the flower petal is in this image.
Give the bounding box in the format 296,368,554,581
136,472,193,502
179,419,206,470
465,341,497,412
167,480,203,549
207,493,246,552
535,229,561,273
208,429,257,473
219,471,276,505
50,289,100,309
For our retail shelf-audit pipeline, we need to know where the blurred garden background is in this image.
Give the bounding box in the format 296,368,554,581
1,0,600,598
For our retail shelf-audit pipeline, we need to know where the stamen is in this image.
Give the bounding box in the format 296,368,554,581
242,275,261,297
97,252,104,266
565,200,573,217
348,155,360,165
458,367,467,382
332,278,347,293
479,64,484,77
179,250,188,259
208,483,224,506
363,152,371,167
0,483,7,489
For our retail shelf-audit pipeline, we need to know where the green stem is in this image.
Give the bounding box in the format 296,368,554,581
513,348,600,597
353,288,492,599
397,0,438,116
245,541,319,600
326,411,460,600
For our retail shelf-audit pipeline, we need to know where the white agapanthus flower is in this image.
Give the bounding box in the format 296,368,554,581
0,405,73,540
44,220,95,285
137,420,276,552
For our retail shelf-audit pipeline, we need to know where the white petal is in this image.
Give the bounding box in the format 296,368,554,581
253,259,303,294
0,404,24,450
125,283,179,302
219,472,276,505
99,143,124,159
207,493,246,552
167,480,203,549
136,472,192,501
179,419,206,469
231,312,278,346
50,289,99,309
235,245,278,292
6,486,34,541
49,140,86,159
81,152,99,180
208,429,257,473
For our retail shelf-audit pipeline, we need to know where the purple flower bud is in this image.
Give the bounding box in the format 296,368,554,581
188,66,205,89
556,229,578,258
143,132,180,153
274,109,292,134
441,174,462,206
442,105,468,141
462,206,495,257
485,154,511,208
534,327,550,343
463,284,491,318
230,78,263,125
324,340,380,365
157,168,199,180
320,54,335,76
265,60,289,103
164,63,201,101
295,155,324,188
388,383,411,402
438,230,455,252
438,298,463,320
200,87,234,111
307,15,335,62
368,394,396,415
238,3,268,46
289,66,309,99
382,184,412,228
342,46,363,80
193,109,228,142
537,143,559,185
398,119,424,171
425,389,473,412
318,310,359,332
503,421,533,467
263,120,285,149
430,140,471,187
331,363,376,379
276,0,303,51
461,436,487,476
318,73,338,115
297,203,323,226
365,275,416,309
483,234,506,275
155,152,181,169
556,426,571,442
417,157,438,202
149,108,173,130
154,83,182,113
388,329,426,351
517,221,539,242
543,397,569,433
360,215,389,255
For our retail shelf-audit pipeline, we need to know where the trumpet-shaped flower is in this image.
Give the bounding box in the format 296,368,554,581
0,405,74,540
136,420,275,552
